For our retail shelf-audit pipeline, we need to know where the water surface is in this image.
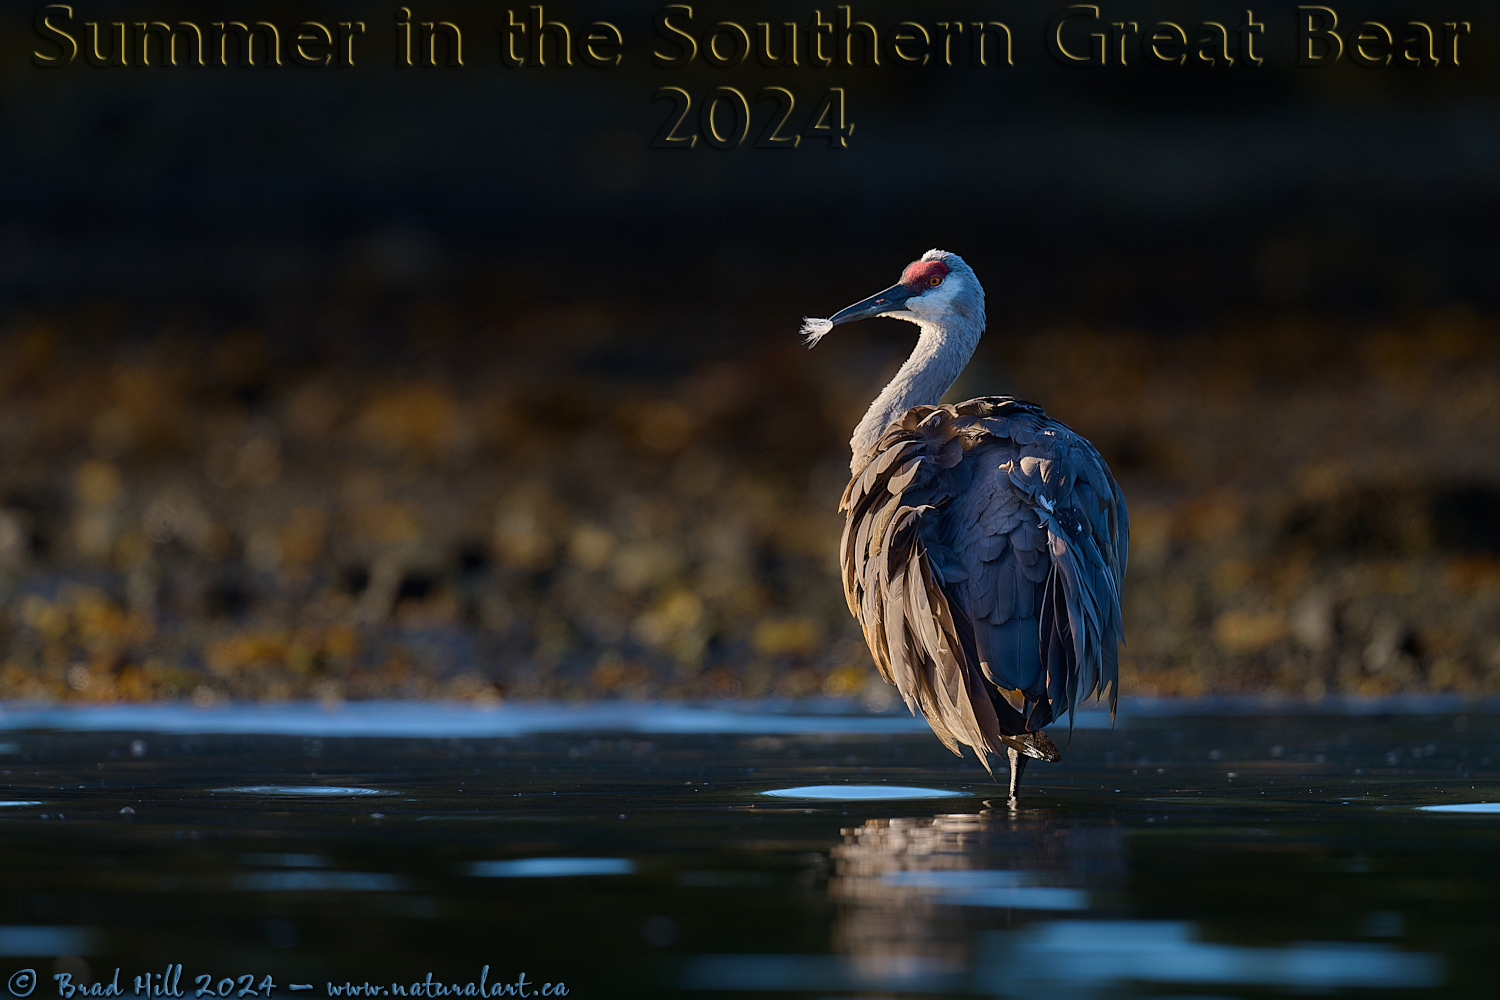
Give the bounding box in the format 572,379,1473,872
0,700,1492,998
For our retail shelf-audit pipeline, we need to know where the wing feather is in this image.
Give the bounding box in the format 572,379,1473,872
839,397,1128,766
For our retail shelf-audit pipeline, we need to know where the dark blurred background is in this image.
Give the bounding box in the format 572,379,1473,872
1,0,1497,704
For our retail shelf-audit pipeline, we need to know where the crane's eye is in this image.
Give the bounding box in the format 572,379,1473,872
927,276,942,287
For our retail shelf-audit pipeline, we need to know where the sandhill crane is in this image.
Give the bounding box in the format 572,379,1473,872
802,250,1129,801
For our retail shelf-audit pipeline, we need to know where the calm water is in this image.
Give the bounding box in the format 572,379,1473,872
0,700,1494,999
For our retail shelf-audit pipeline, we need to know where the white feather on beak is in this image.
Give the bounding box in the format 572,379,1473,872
800,317,834,347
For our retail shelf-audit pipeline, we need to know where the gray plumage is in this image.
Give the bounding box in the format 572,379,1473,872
807,250,1128,797
840,398,1127,762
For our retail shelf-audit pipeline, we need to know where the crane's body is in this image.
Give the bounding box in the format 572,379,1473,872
804,250,1128,801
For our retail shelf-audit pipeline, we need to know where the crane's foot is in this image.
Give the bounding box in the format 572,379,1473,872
1006,746,1027,804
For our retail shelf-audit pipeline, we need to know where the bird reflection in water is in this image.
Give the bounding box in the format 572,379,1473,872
812,806,1443,997
827,804,1124,971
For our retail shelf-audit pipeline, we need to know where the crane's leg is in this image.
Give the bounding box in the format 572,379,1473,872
1006,747,1027,802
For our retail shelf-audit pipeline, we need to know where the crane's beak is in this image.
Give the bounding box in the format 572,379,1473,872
829,283,913,325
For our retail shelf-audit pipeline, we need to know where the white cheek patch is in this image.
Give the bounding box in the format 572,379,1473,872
800,317,834,346
908,281,959,317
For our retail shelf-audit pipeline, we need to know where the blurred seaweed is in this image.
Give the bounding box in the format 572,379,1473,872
2,0,1498,703
0,291,1496,704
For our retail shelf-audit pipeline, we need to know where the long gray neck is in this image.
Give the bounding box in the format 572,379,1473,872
850,313,984,473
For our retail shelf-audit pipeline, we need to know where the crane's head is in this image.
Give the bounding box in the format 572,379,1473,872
801,249,982,346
